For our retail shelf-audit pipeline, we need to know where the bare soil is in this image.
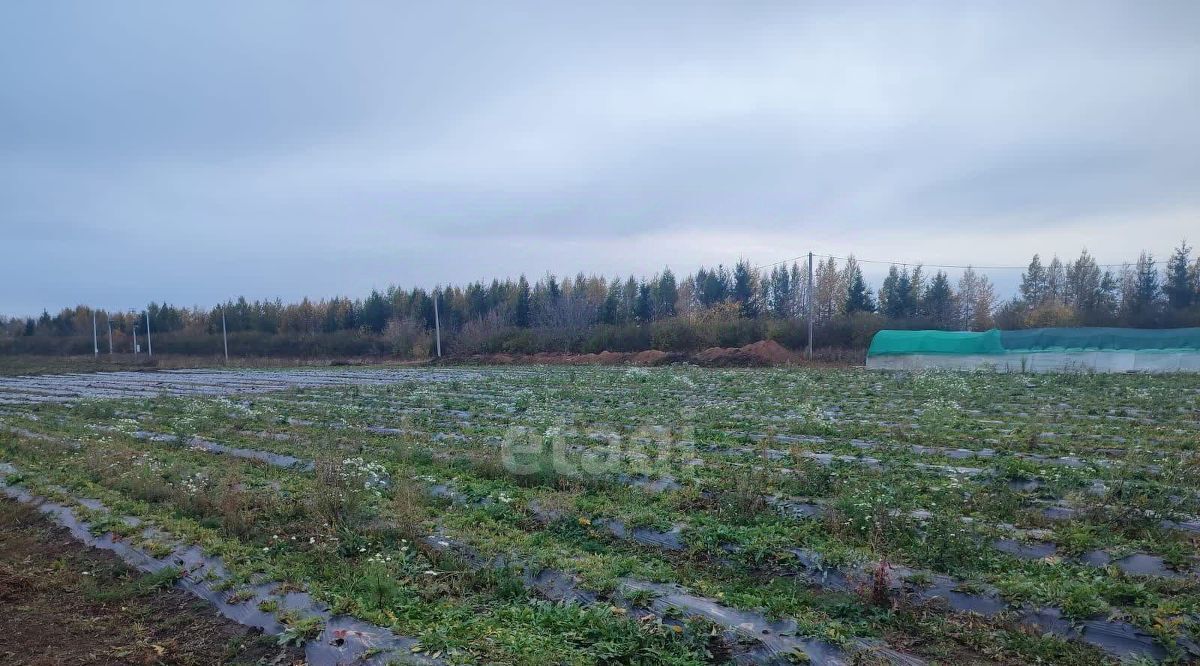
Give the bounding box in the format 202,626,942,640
458,340,859,367
0,499,303,665
1,343,861,377
693,339,797,366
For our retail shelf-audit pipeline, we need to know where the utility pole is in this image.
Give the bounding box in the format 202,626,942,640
433,291,442,358
107,317,113,356
221,309,229,362
93,312,98,357
145,310,153,357
807,252,814,360
132,316,138,358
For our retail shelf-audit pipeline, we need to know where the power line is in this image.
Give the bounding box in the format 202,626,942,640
821,254,1150,270
824,255,1027,270
753,254,810,271
756,252,1152,272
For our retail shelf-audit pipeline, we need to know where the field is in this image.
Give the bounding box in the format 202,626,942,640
0,366,1198,665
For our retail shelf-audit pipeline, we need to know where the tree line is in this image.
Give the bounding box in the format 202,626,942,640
4,242,1199,358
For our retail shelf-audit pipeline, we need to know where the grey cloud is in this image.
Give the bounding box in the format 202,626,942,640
2,1,1199,315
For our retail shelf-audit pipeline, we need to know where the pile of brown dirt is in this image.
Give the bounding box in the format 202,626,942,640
742,339,797,364
632,350,673,366
693,340,799,367
454,340,810,367
596,351,630,365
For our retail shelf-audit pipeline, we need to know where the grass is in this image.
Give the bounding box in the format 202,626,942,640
1,365,1198,663
83,565,183,602
0,498,301,664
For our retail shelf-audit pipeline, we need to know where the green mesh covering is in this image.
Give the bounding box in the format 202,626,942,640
1000,327,1200,351
867,329,1004,356
868,327,1200,356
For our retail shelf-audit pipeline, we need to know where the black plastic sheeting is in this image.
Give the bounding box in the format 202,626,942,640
0,469,438,666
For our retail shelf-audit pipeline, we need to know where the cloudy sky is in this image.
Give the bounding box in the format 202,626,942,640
2,1,1198,316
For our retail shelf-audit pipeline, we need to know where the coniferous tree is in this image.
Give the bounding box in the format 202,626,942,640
600,279,621,325
843,258,874,314
1164,241,1194,309
1134,252,1160,315
732,259,758,317
1192,256,1200,302
897,268,914,319
361,290,390,333
514,276,532,327
1046,257,1067,304
906,266,925,319
465,283,487,320
635,282,653,323
790,262,804,318
1020,254,1049,307
696,266,730,307
878,266,904,319
654,269,677,318
1120,253,1161,325
12,245,1200,358
923,271,956,328
693,268,711,308
625,277,641,321
1098,270,1119,319
768,265,792,317
1065,250,1102,313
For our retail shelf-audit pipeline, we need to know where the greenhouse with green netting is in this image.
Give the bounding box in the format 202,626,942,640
866,327,1200,373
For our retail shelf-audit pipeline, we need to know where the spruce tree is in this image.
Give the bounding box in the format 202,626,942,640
878,266,903,319
635,282,653,323
844,262,874,314
1020,254,1048,307
1126,252,1160,323
361,290,390,333
1065,250,1101,312
655,269,677,318
769,266,792,317
923,271,955,328
514,276,532,327
1046,256,1066,304
732,259,758,317
1164,241,1194,309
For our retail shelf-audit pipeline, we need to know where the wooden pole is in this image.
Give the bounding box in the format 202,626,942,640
807,252,814,360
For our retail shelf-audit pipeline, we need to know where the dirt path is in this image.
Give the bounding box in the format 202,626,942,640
0,499,304,665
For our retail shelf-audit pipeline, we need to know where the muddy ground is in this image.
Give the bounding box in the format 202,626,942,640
461,340,862,367
0,499,304,665
1,341,860,377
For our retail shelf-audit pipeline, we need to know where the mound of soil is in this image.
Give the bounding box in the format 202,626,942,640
596,351,630,365
742,339,797,364
632,350,673,366
455,340,802,367
693,340,798,367
474,353,515,364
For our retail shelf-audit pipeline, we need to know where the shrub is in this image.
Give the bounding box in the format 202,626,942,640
310,458,377,529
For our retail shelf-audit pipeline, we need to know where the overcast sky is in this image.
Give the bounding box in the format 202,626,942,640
2,1,1198,316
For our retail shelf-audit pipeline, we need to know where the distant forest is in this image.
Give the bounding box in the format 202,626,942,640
4,243,1200,359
